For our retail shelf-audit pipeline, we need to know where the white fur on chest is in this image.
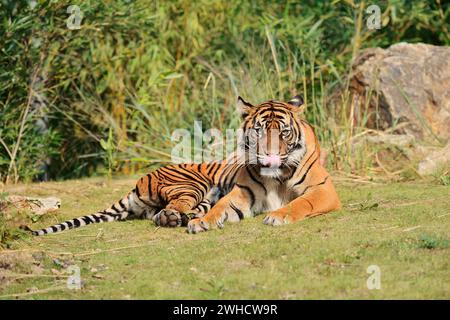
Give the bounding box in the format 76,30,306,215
263,188,291,212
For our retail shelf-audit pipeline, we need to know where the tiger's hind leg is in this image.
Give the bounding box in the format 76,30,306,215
153,198,213,228
153,208,186,227
152,195,198,228
153,187,219,228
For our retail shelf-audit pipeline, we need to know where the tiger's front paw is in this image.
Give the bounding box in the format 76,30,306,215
263,210,291,226
186,217,210,234
153,208,188,227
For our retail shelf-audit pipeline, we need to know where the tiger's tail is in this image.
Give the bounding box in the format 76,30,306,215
29,189,143,236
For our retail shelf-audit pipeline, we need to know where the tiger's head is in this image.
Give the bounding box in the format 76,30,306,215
238,95,307,177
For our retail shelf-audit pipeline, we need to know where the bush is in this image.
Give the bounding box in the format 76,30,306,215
0,0,448,182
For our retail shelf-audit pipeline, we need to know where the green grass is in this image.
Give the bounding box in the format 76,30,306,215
0,177,449,299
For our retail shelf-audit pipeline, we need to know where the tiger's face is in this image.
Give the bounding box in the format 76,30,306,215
238,95,307,177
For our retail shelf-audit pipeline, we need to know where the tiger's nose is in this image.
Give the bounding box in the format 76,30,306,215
261,154,281,167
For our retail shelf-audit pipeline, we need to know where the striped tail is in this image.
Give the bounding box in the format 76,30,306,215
30,190,142,236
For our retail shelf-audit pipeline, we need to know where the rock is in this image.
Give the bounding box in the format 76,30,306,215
347,43,450,142
417,142,450,175
2,195,61,215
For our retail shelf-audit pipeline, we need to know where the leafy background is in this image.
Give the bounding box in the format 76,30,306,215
0,0,448,182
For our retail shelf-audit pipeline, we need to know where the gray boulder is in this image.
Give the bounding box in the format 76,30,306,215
348,42,450,142
417,142,450,175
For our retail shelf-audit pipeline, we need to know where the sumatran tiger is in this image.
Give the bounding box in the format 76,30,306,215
28,94,340,236
186,95,341,233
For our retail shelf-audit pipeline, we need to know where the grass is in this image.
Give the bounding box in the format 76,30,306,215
0,176,449,299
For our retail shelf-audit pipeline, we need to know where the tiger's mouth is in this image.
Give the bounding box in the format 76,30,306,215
256,154,289,178
256,154,288,168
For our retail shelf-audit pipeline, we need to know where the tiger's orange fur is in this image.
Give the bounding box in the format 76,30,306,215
187,95,340,233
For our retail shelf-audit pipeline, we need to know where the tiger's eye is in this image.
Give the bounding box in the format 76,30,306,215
253,123,263,137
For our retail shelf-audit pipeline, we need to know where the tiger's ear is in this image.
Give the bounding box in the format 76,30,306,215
287,94,304,108
237,96,255,118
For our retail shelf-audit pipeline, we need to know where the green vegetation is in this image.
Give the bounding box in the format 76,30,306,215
417,234,449,250
1,0,449,182
0,177,449,299
1,0,449,300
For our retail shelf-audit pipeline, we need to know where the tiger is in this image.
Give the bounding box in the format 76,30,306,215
28,94,340,236
186,94,341,233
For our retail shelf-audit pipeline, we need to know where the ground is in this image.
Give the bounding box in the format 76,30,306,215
0,176,449,299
